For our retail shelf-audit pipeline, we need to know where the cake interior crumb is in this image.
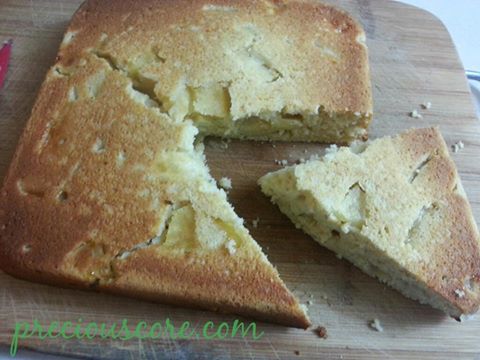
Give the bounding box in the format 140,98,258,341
369,318,384,332
218,177,232,190
225,239,237,255
421,101,432,110
410,109,423,119
452,141,465,153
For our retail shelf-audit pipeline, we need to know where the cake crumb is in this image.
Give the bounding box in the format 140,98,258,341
340,223,350,234
421,101,432,110
275,159,288,166
252,217,260,228
455,289,465,298
294,350,300,356
306,300,313,305
324,144,339,161
225,240,237,255
325,144,338,154
218,177,232,190
369,318,384,332
410,109,423,119
314,326,328,339
452,141,465,153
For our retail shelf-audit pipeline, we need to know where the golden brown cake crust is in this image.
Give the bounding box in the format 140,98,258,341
396,128,480,316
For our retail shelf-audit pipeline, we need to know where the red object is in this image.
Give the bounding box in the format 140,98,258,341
0,40,12,89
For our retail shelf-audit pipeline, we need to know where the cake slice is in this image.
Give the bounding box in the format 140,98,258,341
0,51,309,328
259,127,480,318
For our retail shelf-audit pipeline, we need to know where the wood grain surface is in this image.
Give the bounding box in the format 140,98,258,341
1,0,480,359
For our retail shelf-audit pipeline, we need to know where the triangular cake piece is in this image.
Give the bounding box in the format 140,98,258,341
0,53,309,328
259,127,480,318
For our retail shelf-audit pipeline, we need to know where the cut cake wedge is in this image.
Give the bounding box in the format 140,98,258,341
259,127,480,318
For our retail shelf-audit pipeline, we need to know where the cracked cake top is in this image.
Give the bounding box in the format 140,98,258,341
57,0,372,133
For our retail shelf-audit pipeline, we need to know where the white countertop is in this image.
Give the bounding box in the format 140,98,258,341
399,0,480,116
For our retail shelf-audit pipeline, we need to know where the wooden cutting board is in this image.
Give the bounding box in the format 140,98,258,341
1,0,480,359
